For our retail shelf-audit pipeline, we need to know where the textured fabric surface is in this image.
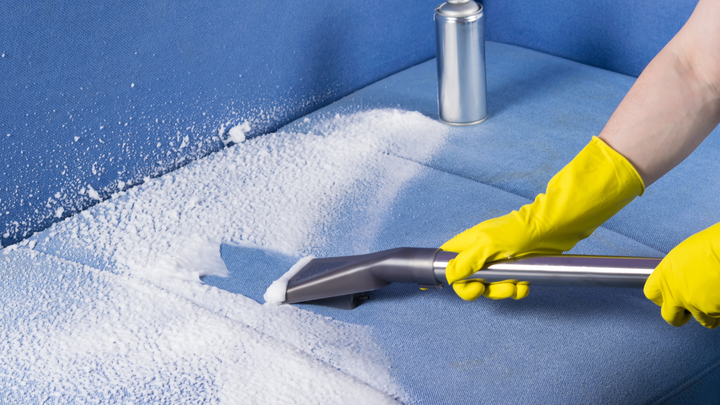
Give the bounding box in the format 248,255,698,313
288,41,720,257
214,42,720,403
660,359,720,405
481,0,698,77
4,41,719,403
3,0,701,247
0,248,406,404
0,0,438,246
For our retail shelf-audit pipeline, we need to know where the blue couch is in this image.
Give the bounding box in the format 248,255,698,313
2,0,718,403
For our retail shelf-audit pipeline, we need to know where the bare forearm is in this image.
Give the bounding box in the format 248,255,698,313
600,0,720,186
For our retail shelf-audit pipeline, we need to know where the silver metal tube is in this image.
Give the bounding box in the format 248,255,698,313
433,251,661,288
435,1,487,125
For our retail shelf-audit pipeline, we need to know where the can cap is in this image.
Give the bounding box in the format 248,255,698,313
436,0,480,17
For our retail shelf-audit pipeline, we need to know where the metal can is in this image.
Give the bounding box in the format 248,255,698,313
434,0,487,125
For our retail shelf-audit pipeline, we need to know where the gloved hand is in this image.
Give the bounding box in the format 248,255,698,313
441,136,645,301
644,223,720,329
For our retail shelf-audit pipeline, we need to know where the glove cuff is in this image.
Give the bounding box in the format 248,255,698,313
518,136,645,253
593,136,646,196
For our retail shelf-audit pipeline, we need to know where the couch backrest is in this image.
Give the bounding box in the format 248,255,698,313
0,0,439,246
482,0,698,77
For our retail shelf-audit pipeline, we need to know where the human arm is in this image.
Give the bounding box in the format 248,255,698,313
599,0,720,186
599,0,720,329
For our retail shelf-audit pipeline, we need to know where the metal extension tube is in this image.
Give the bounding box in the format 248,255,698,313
433,250,661,288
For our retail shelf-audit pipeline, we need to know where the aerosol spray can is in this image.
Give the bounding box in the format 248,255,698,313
435,0,487,125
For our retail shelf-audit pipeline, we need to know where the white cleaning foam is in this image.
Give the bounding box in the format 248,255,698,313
0,249,403,404
226,120,250,144
4,109,448,402
38,109,448,282
264,255,315,305
86,185,101,200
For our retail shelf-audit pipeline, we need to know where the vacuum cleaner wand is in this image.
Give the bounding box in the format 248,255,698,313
283,247,661,309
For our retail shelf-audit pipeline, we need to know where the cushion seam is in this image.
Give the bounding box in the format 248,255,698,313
648,358,720,405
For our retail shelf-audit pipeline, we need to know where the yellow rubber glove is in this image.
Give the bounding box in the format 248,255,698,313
441,136,645,301
644,223,720,329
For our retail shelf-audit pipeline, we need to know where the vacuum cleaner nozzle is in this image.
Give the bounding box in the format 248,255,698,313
284,248,440,309
282,247,660,310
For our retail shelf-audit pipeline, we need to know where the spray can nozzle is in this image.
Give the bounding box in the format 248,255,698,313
436,0,480,18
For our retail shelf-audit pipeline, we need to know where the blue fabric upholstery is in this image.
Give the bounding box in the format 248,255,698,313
3,0,719,399
661,361,720,405
207,42,720,403
1,0,702,246
286,41,720,255
0,0,438,246
481,0,698,77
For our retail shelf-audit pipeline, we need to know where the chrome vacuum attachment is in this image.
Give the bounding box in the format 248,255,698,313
283,248,661,309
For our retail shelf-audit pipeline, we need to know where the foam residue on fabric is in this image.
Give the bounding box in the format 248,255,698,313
1,109,448,403
0,249,402,404
225,121,251,145
264,255,315,305
39,109,448,282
